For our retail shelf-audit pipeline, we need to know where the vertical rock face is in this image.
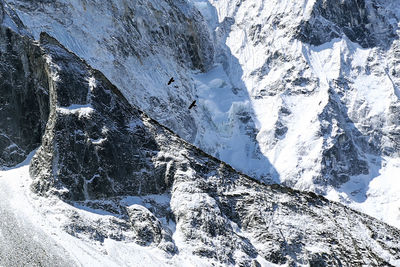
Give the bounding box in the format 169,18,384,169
0,26,49,168
7,0,400,212
6,0,215,144
4,0,277,185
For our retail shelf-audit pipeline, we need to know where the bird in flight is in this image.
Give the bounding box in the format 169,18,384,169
167,77,175,85
188,100,197,110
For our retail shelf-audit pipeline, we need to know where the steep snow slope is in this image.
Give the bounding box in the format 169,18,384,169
3,0,400,229
0,154,75,267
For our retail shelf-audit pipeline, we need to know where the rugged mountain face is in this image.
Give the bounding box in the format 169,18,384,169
5,0,215,144
4,0,277,183
30,32,177,201
1,18,400,266
204,0,400,227
4,0,400,229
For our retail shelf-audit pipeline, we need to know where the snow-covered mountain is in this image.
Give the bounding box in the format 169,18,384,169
1,21,400,266
1,0,400,265
3,0,400,229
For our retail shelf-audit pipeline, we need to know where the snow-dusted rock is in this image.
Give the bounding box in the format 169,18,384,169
4,0,277,183
4,0,400,229
205,0,400,228
1,0,400,265
0,24,397,266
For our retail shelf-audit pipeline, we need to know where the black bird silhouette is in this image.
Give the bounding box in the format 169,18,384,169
167,77,175,85
188,100,197,110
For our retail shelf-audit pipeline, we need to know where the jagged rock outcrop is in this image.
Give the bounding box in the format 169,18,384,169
6,0,216,145
7,0,400,208
1,26,395,265
4,0,278,184
30,32,176,200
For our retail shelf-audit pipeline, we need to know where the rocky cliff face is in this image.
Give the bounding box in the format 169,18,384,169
5,0,216,145
4,0,277,183
1,20,400,265
0,22,48,168
30,32,176,201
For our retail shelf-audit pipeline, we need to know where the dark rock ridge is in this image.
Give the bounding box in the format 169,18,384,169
5,0,400,221
297,0,398,48
0,27,391,265
317,88,370,188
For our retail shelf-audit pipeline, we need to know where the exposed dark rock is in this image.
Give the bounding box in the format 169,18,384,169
126,204,176,252
30,32,174,201
0,26,49,168
317,88,369,187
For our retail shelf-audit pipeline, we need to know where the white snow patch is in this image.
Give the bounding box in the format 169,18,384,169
57,104,94,118
90,138,106,145
88,76,97,92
